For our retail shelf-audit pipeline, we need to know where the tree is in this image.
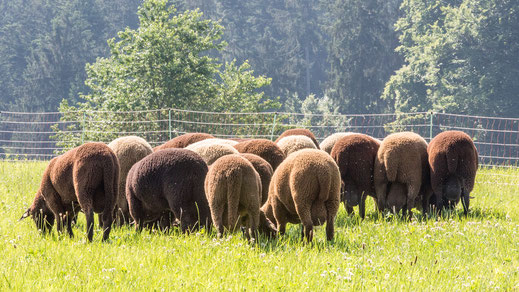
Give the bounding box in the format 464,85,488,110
384,0,519,117
323,0,403,114
54,0,279,150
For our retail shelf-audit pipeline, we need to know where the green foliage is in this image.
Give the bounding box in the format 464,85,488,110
53,0,279,150
3,162,519,289
384,0,519,117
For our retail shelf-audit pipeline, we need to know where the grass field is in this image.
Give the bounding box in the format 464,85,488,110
1,161,518,290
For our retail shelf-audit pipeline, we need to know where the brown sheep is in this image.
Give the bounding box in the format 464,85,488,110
108,136,153,225
276,135,317,157
260,149,341,242
374,132,430,215
239,153,273,204
20,142,119,242
154,133,214,151
275,128,320,148
427,131,478,214
320,132,354,154
185,142,239,166
233,139,285,170
330,134,380,218
125,148,210,232
205,154,263,239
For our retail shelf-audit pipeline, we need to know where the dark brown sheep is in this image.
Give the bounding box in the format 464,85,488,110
21,142,119,242
108,136,153,225
275,128,320,149
427,131,478,214
125,148,210,232
261,149,341,242
205,154,262,239
374,132,430,216
330,134,380,218
240,153,273,204
154,133,214,151
233,139,285,170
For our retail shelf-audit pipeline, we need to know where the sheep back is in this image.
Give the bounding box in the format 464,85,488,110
125,148,210,231
108,136,153,225
234,139,285,170
276,135,317,157
320,132,354,154
205,154,262,238
275,128,320,148
154,133,214,151
185,142,239,166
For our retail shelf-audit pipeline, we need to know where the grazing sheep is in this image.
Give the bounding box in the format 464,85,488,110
275,128,320,148
276,135,317,157
261,149,341,242
240,153,273,204
108,136,153,225
125,148,210,232
154,133,214,151
233,139,285,170
205,154,262,239
330,134,380,218
374,132,430,215
20,142,119,242
427,131,478,214
185,142,239,166
320,132,354,154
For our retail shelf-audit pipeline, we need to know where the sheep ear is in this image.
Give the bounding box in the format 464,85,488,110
19,208,31,221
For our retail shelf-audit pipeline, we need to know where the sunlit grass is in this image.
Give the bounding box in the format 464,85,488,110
1,161,518,290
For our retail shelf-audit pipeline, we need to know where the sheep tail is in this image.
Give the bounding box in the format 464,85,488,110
446,150,458,175
226,171,242,230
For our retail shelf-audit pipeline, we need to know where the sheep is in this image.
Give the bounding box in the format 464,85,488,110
233,139,286,170
239,153,273,204
204,154,262,239
320,132,354,154
20,142,119,242
125,148,210,232
154,133,214,151
374,132,430,216
330,134,380,218
229,137,252,142
260,149,341,242
185,142,239,166
187,138,239,147
276,135,317,157
427,130,478,214
275,128,320,148
107,136,153,226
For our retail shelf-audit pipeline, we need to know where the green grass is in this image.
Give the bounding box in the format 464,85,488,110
1,161,518,290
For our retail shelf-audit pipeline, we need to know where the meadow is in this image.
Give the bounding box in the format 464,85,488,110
0,161,518,290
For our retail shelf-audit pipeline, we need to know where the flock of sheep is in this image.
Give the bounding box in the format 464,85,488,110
20,128,478,242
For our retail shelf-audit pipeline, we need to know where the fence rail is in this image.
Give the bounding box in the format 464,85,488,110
0,109,518,170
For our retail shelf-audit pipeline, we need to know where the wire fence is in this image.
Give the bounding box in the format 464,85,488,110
0,109,518,186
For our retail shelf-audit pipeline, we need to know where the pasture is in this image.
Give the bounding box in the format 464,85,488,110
1,161,518,290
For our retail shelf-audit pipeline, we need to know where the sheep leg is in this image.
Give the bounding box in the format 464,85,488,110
406,184,420,216
101,210,113,241
325,197,340,241
375,183,388,212
127,195,145,232
359,193,367,219
345,205,354,215
248,208,260,241
461,189,470,216
84,208,95,242
271,198,289,236
40,183,67,235
296,204,314,243
211,205,225,238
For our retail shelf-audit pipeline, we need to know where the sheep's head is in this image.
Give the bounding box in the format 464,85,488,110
20,194,55,233
443,175,461,205
342,182,361,207
259,203,277,238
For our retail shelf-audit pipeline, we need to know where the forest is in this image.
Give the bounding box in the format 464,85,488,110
0,0,518,117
